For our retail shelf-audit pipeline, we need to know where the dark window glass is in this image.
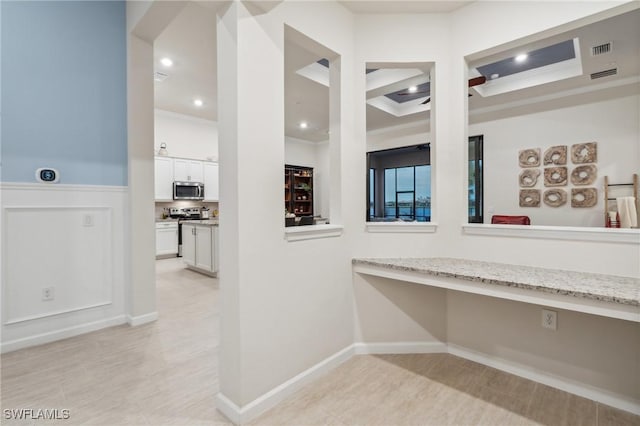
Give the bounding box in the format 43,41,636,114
368,144,431,222
469,135,483,223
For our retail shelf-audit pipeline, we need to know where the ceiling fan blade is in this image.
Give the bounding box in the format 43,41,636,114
468,76,487,87
421,97,431,105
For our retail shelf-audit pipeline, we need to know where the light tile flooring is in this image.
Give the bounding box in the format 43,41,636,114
1,258,638,425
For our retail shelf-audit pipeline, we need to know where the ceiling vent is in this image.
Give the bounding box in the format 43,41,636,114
153,71,169,82
591,42,612,56
590,68,617,80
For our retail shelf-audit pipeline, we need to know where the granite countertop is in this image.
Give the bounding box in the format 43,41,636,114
352,258,640,307
179,219,219,226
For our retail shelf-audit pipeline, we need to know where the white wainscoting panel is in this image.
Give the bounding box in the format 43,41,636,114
1,183,128,352
4,207,113,324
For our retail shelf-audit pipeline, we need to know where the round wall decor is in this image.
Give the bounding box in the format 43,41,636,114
571,188,597,208
519,189,541,207
544,167,568,187
518,149,541,168
543,146,567,165
571,142,597,164
543,189,567,207
570,164,597,185
519,169,541,187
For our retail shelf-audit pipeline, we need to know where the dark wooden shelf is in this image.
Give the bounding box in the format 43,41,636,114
285,164,314,217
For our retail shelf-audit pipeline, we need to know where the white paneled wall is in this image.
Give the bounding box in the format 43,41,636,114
4,207,112,323
1,184,128,352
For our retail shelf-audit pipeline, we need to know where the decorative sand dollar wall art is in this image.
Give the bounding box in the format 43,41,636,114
519,169,541,187
543,189,567,207
543,146,567,165
519,189,541,207
518,148,540,168
544,167,568,186
571,188,597,208
571,142,597,164
571,164,597,185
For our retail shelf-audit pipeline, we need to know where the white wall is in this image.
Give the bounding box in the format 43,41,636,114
0,185,128,352
285,136,330,218
217,0,355,410
154,109,219,160
348,0,640,412
471,94,640,226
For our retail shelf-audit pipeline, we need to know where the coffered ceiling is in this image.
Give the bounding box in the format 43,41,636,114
153,2,640,142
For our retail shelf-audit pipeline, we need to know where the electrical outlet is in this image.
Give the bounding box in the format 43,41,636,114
42,287,55,301
542,309,557,330
83,214,94,227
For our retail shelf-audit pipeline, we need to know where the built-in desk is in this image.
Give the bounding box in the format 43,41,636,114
352,258,640,323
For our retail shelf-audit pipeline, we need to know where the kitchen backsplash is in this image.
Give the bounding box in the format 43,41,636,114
155,201,219,219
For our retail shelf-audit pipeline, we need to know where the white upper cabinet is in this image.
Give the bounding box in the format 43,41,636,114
155,156,214,201
203,162,219,201
174,159,204,182
154,157,174,201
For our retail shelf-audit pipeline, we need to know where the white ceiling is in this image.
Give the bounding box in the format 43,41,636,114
467,8,640,124
154,2,217,121
154,3,640,142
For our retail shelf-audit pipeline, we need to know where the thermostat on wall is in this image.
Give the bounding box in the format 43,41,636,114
35,168,60,183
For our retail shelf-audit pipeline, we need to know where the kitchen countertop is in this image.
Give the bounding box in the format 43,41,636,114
352,257,640,307
178,219,219,226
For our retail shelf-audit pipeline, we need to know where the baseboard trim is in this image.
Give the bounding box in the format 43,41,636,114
217,340,639,424
0,315,127,354
127,311,158,326
448,344,640,416
354,341,447,355
216,344,355,424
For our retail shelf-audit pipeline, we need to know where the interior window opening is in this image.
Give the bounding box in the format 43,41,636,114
367,144,431,222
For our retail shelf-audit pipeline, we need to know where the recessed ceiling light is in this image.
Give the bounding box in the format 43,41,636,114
299,122,308,129
193,99,204,107
408,86,418,93
160,57,173,67
515,53,528,63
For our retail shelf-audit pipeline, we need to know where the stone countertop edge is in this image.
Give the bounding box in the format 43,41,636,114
179,220,219,226
352,258,640,307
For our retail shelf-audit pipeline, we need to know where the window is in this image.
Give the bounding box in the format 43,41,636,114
369,168,375,217
469,135,483,223
382,166,431,221
367,144,431,222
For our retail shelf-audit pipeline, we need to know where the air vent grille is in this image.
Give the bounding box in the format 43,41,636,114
590,68,617,80
591,42,612,56
153,71,168,82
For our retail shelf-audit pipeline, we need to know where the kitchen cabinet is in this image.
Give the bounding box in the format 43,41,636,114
195,226,213,270
203,162,219,201
155,157,174,201
181,223,218,276
155,222,178,257
182,224,196,266
174,159,204,183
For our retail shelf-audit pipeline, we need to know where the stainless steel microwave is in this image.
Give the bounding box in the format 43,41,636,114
173,181,204,200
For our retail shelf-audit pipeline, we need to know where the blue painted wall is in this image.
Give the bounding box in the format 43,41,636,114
1,1,127,185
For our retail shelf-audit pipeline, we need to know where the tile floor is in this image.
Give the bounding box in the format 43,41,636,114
1,258,638,425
